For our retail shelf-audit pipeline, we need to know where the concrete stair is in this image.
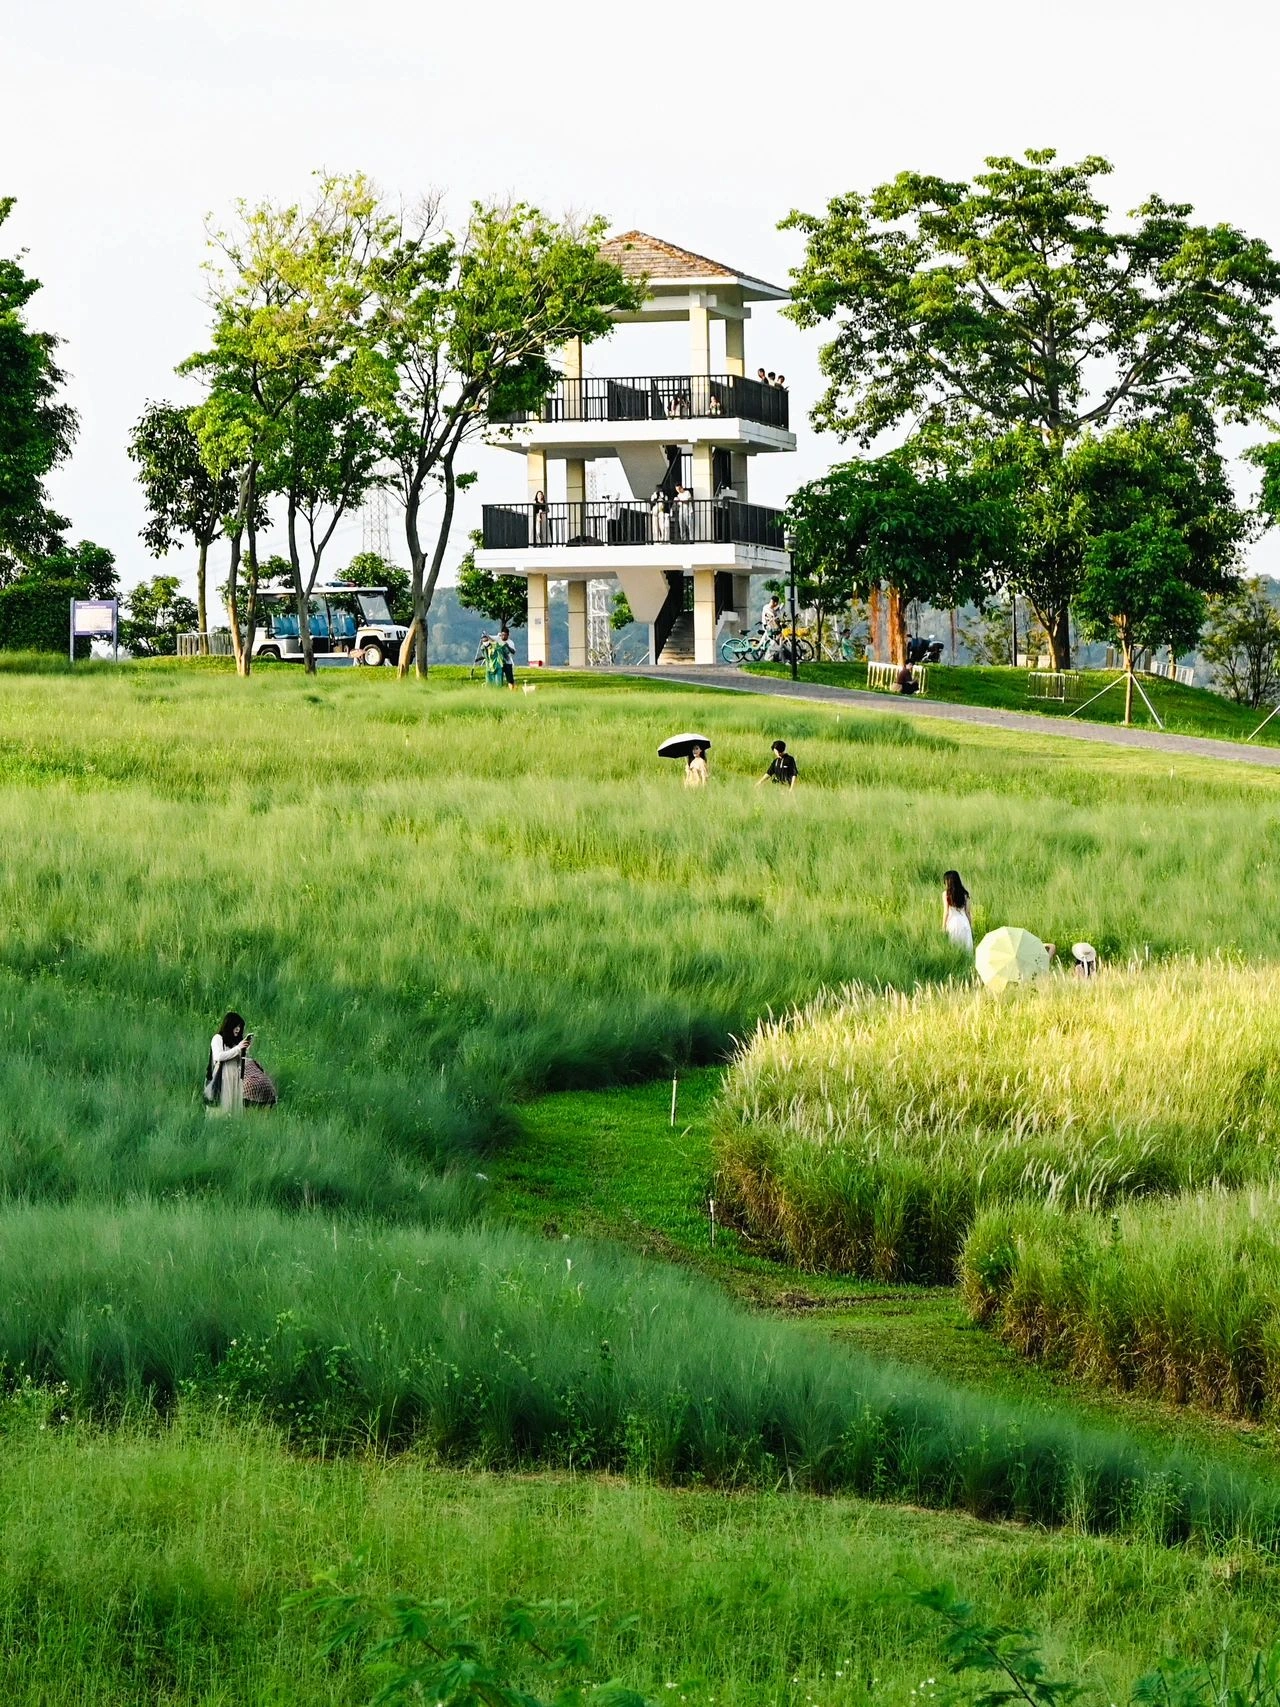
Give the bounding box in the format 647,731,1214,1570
657,612,696,664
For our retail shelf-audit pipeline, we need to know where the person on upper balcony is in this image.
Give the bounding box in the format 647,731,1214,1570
672,485,692,541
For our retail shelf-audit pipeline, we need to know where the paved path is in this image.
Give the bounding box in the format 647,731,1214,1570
616,666,1280,770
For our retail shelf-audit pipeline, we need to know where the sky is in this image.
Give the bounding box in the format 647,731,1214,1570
4,0,1279,593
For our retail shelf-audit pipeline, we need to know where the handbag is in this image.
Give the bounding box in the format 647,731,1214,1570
202,1051,223,1106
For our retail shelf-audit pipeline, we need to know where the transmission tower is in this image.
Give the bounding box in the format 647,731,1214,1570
361,488,392,560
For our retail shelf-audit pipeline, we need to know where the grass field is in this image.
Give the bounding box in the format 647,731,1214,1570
745,660,1280,744
715,965,1280,1280
3,658,1280,1698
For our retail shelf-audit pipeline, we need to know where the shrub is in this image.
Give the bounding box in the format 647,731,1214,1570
0,579,90,653
960,1188,1280,1420
716,964,1280,1281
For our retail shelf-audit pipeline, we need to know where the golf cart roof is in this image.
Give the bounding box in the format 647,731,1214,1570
258,585,389,599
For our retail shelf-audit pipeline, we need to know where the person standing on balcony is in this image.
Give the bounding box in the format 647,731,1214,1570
650,488,670,543
757,367,769,386
673,485,692,542
532,490,548,544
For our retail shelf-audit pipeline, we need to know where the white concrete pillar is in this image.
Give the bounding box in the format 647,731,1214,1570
567,580,588,667
693,569,717,665
725,316,745,377
689,298,711,376
730,451,750,501
563,335,583,424
691,444,715,500
565,456,586,540
527,448,548,500
526,573,549,667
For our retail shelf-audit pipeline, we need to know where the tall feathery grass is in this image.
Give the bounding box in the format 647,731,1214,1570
961,1188,1280,1419
716,964,1280,1281
4,665,1280,1211
0,1196,1277,1543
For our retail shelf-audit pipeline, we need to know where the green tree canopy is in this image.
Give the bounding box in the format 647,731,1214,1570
373,201,641,676
455,531,528,631
783,149,1280,664
122,574,198,656
0,197,76,557
337,551,411,623
787,455,1015,662
1201,577,1280,709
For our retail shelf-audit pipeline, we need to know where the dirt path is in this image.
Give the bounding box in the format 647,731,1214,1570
619,666,1280,769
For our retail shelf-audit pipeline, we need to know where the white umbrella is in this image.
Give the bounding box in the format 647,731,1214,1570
975,926,1052,992
658,733,713,759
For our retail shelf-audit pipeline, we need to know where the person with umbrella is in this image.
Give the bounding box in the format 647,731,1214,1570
658,732,712,787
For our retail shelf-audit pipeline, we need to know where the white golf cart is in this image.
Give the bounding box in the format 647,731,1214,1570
252,586,408,667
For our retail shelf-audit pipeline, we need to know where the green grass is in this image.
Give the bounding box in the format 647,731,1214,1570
715,965,1280,1281
7,1195,1277,1541
5,1410,1280,1707
962,1188,1280,1421
746,660,1280,744
6,660,1280,1688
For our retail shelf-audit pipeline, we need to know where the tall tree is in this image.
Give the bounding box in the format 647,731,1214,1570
455,530,528,633
783,149,1280,664
373,203,640,677
0,197,76,558
182,173,395,676
272,379,388,672
128,400,240,653
1201,578,1280,709
787,456,1014,663
121,574,198,656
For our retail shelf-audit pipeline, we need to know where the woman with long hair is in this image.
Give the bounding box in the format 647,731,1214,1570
206,1011,252,1114
942,870,973,955
684,745,709,788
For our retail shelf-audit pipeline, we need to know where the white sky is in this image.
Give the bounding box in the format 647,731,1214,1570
4,0,1279,591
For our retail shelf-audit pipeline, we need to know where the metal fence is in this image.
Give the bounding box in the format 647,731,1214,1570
177,630,236,658
492,373,789,432
482,498,785,553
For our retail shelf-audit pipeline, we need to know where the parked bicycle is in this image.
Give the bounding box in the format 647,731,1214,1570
721,627,816,666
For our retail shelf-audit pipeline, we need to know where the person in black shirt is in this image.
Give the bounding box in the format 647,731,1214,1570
757,739,798,789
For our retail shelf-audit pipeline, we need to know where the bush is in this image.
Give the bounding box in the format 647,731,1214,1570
0,579,90,653
0,1198,1277,1544
960,1188,1280,1420
715,964,1280,1281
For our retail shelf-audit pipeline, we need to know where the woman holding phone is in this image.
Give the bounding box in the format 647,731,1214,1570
206,1011,253,1113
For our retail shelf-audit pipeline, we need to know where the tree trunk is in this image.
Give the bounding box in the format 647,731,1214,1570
226,520,246,673
949,606,957,663
887,585,908,666
1122,631,1135,725
196,537,210,656
287,496,316,675
399,461,458,682
1046,606,1072,671
868,586,882,661
238,468,261,678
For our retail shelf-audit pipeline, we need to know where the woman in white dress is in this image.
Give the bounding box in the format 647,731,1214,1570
207,1011,252,1113
942,870,974,956
684,745,709,788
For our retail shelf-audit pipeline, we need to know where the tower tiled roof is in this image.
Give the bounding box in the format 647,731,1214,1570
600,231,786,299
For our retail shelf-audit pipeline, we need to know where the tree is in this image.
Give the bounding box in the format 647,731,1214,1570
1072,423,1246,721
1200,579,1280,709
183,173,394,677
272,380,388,672
0,197,76,559
374,202,640,677
121,574,198,656
787,456,1014,663
127,401,240,653
783,149,1280,663
336,550,411,623
33,538,118,596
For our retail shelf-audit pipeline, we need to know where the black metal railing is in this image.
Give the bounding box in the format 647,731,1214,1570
482,499,786,553
492,373,789,432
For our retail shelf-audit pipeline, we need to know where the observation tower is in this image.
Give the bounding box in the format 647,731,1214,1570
474,232,796,667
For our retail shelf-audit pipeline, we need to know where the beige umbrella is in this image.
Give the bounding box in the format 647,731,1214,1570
975,926,1052,992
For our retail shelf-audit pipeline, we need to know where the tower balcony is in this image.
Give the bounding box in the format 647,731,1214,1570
489,373,793,458
481,496,786,556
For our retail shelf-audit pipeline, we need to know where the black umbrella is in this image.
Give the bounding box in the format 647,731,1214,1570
657,732,713,760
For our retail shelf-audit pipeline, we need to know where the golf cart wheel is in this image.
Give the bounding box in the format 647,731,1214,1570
258,647,280,662
359,641,386,667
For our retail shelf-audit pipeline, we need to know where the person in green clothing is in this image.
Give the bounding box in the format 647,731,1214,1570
482,629,517,689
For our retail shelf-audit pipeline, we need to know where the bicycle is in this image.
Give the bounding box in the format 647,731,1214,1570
720,630,770,665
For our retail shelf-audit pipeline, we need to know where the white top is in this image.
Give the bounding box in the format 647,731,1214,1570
762,601,782,629
210,1032,249,1067
944,906,974,954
